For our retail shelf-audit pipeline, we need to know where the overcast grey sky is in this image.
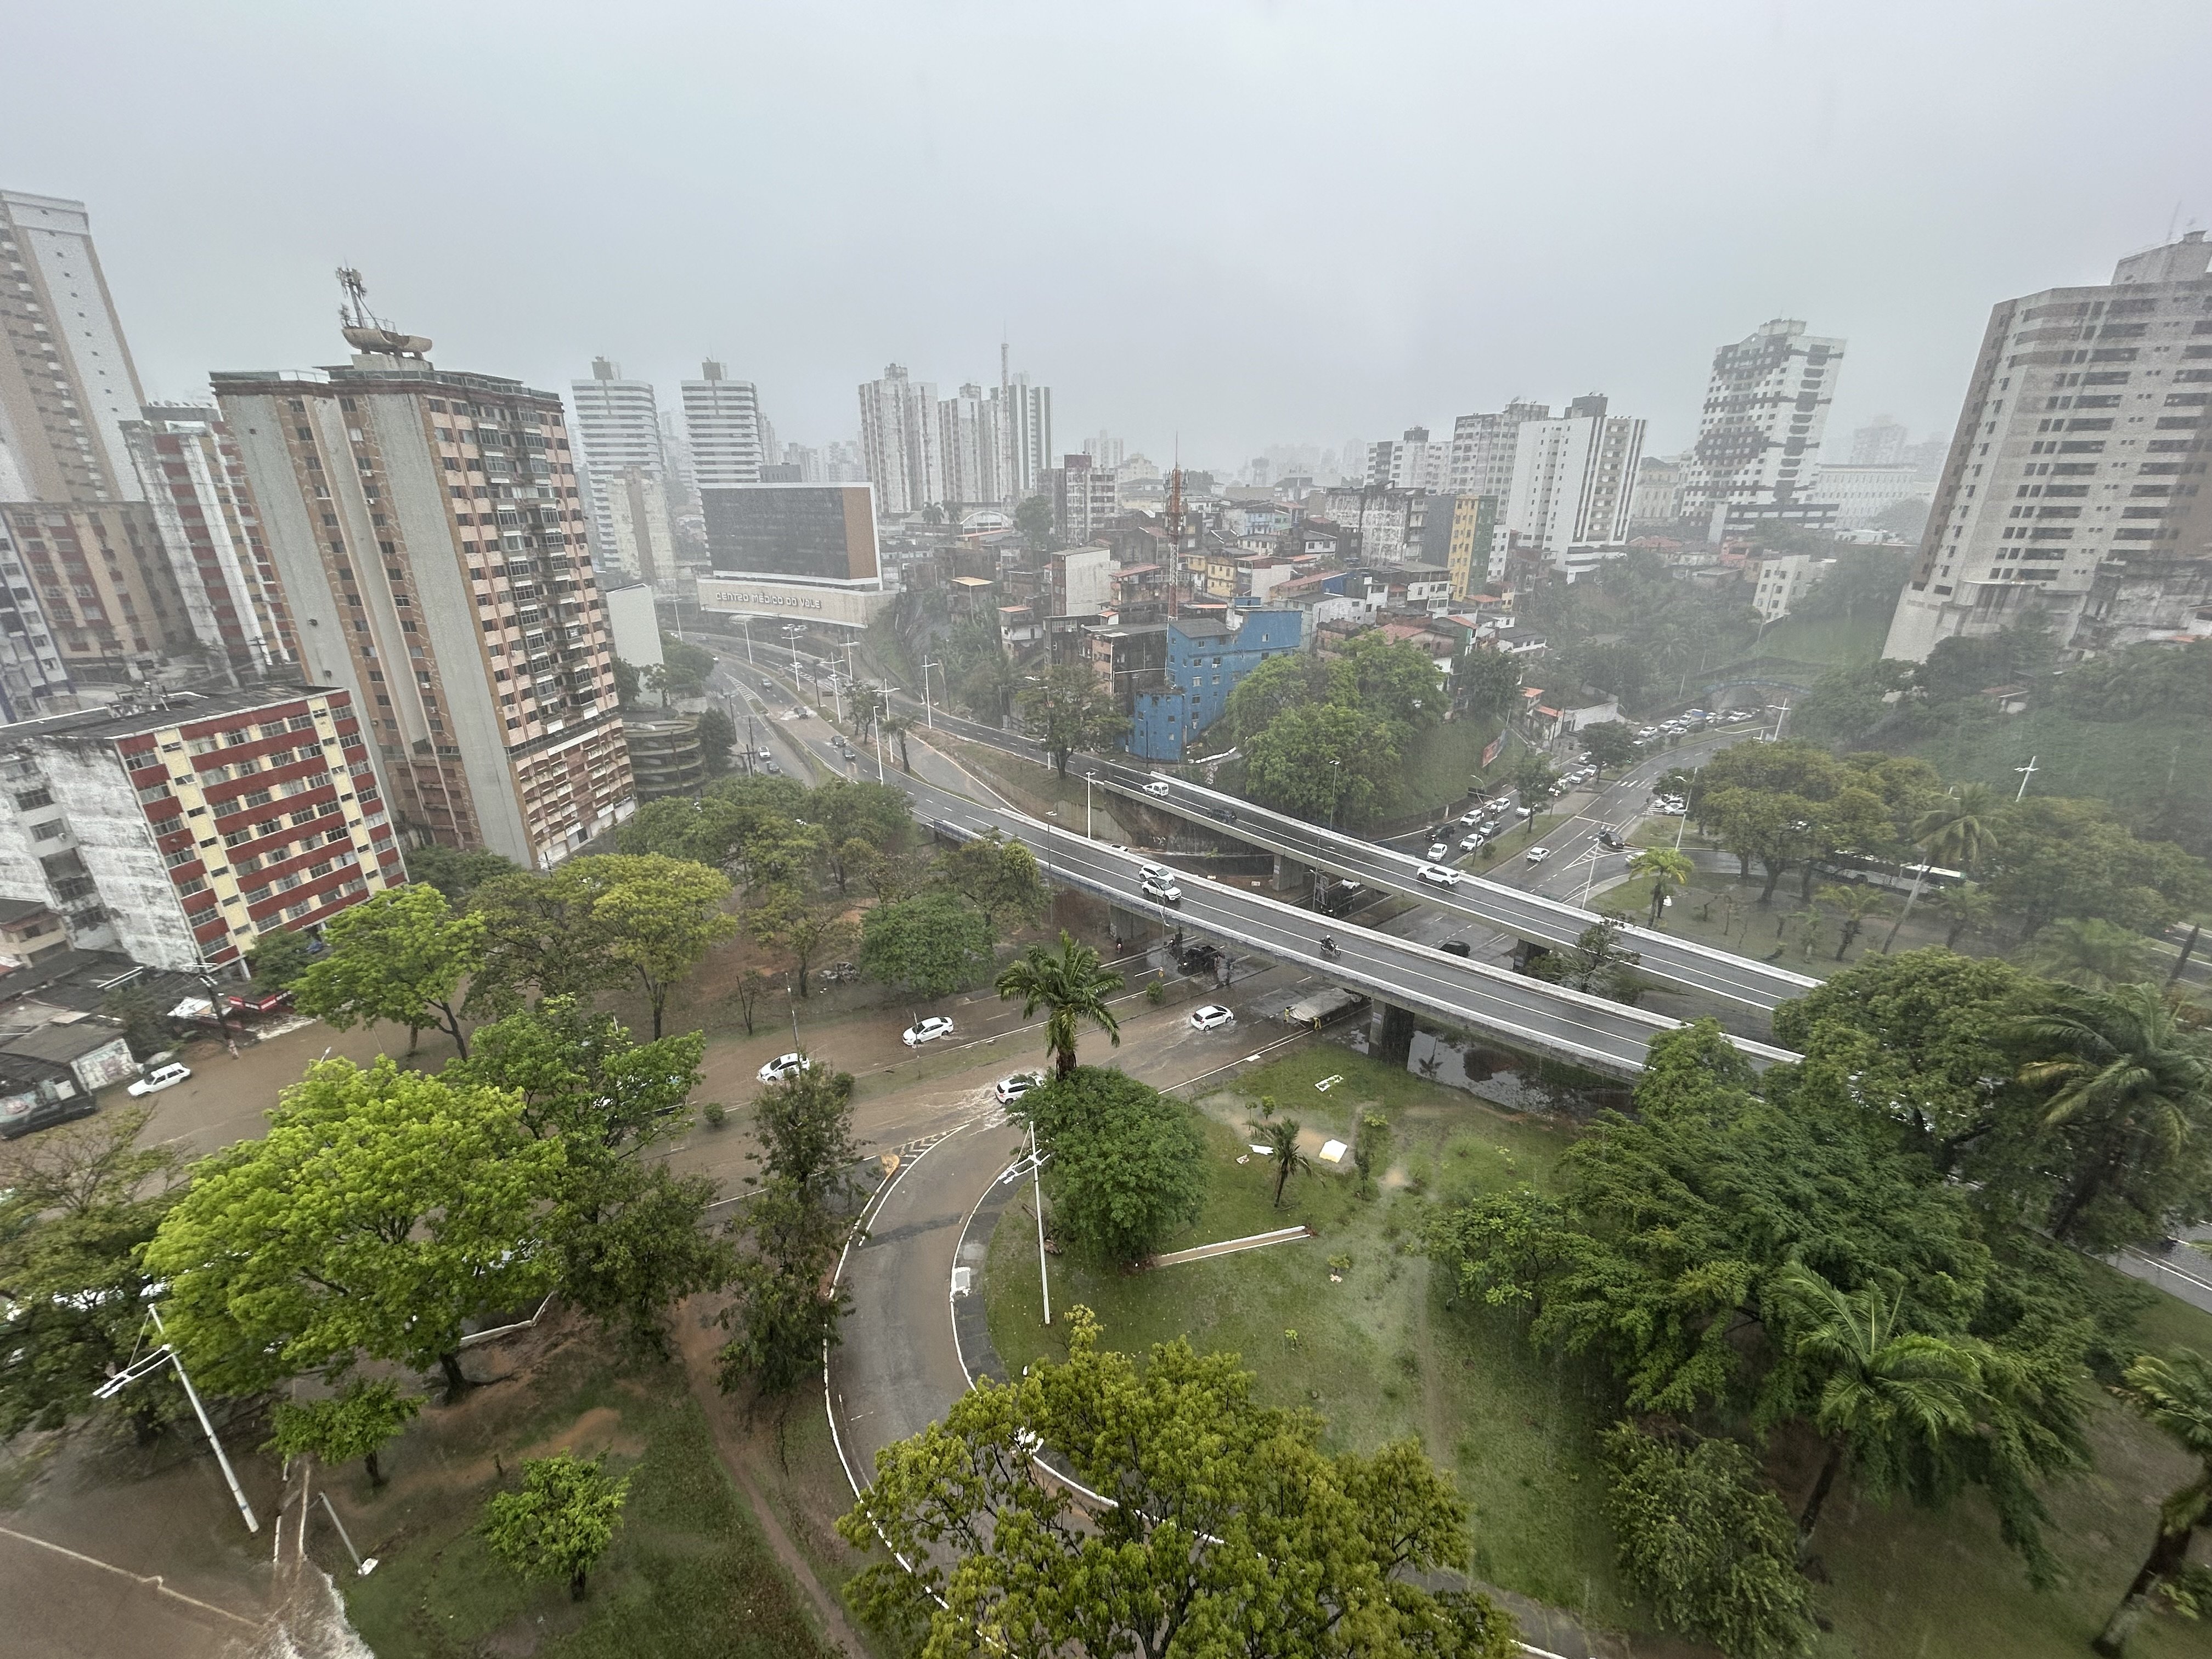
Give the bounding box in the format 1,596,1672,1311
7,1,2209,470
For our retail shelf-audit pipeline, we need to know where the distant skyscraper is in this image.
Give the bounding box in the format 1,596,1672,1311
1503,396,1645,579
1682,319,1844,540
657,410,695,504
0,190,146,504
1883,231,2212,662
1367,427,1446,490
1849,414,1909,466
569,358,665,561
857,364,943,516
683,361,768,490
123,405,299,682
214,285,633,867
1051,453,1117,543
1085,430,1125,469
939,383,1002,507
995,369,1051,504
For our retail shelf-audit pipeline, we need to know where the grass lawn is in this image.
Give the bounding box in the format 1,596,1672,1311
985,1046,1638,1629
341,1324,843,1659
1743,612,1887,670
985,1046,2212,1658
1398,716,1503,817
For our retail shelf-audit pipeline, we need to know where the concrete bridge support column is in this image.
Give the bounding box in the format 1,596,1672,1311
1105,902,1152,949
1272,853,1311,895
1372,1002,1417,1067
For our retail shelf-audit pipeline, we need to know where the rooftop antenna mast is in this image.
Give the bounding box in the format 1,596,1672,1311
335,267,432,360
1165,436,1183,619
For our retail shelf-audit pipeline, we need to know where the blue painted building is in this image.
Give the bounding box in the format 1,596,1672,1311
1127,610,1304,761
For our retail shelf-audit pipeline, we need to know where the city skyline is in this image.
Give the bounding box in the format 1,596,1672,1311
5,2,2207,471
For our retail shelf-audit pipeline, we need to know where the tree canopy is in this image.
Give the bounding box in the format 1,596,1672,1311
292,884,486,1057
840,1308,1519,1659
996,930,1124,1077
1017,661,1130,776
144,1057,563,1398
860,888,994,996
1022,1068,1207,1264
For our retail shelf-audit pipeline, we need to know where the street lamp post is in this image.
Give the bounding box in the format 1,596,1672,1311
1084,770,1096,839
921,658,941,730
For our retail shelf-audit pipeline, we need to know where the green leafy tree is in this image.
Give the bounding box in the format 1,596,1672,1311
1017,661,1131,777
936,830,1048,933
1245,699,1402,826
267,1378,421,1487
2018,917,2156,990
1984,795,2212,939
1013,492,1055,549
1458,644,1524,719
614,794,752,870
838,1308,1518,1659
1022,1069,1206,1264
1525,917,1643,1003
568,854,737,1038
481,1453,631,1601
611,656,642,706
1220,651,1328,746
1814,883,1889,960
1251,1114,1312,1209
143,1057,563,1398
1928,883,1998,951
810,778,912,889
659,634,714,698
403,844,522,904
293,884,486,1057
2008,983,2212,1249
2094,1347,2212,1656
0,1107,184,1440
449,1001,724,1356
1600,1423,1815,1658
242,926,320,990
860,889,994,996
1328,630,1443,735
995,930,1124,1077
1578,720,1639,781
1511,751,1558,817
747,885,855,998
1628,847,1694,929
695,706,738,777
720,1066,861,1396
100,984,176,1060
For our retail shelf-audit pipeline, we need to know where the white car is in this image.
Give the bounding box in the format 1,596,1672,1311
996,1070,1046,1104
1526,846,1551,865
1143,777,1172,797
1459,834,1485,853
756,1052,810,1085
1189,1004,1235,1032
1458,810,1483,827
1426,842,1450,861
1137,861,1171,885
902,1016,956,1047
1515,805,1533,819
1141,876,1182,906
126,1062,191,1098
1417,862,1463,887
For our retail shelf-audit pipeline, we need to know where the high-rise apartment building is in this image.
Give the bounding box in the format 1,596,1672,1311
570,357,664,560
122,406,299,683
0,191,146,504
0,517,69,717
0,684,398,972
858,364,942,517
1683,319,1844,540
1448,402,1550,498
1444,493,1499,600
939,383,1003,508
1884,232,2212,662
996,366,1052,503
1367,426,1447,490
682,361,768,490
1849,415,1909,466
1504,396,1645,579
213,295,633,867
1051,453,1118,544
0,501,196,682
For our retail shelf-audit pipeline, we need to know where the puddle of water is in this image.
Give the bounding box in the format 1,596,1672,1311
227,1565,374,1659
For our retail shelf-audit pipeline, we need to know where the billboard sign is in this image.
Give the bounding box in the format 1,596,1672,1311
1481,732,1504,770
700,483,879,584
696,577,891,631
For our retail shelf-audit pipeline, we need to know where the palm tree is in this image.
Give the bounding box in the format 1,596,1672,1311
2008,984,2212,1244
881,712,915,774
995,930,1125,1078
1816,883,1890,960
2018,917,2155,991
1627,847,1694,929
1882,783,2001,951
2095,1347,2212,1655
1771,1265,1984,1555
1250,1115,1312,1208
1928,882,1996,951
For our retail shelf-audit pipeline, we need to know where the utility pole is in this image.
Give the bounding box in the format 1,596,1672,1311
921,658,940,729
